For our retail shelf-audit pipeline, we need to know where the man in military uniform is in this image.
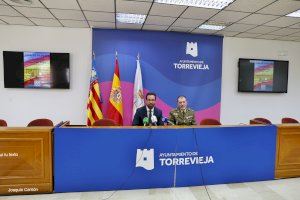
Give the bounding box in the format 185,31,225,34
169,96,196,125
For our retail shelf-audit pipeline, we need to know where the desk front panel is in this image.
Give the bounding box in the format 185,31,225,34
0,128,53,195
276,125,300,178
54,126,277,192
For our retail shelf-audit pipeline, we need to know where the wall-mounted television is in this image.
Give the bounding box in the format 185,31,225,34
238,58,288,93
3,51,70,89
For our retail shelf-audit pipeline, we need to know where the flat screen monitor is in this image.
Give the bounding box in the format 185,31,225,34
3,51,70,89
238,58,288,93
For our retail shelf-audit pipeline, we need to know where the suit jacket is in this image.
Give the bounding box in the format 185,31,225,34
132,106,164,126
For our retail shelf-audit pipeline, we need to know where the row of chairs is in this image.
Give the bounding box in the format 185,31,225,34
92,117,300,126
0,118,53,127
1,118,219,127
200,117,299,126
0,117,299,127
91,118,222,126
250,117,299,125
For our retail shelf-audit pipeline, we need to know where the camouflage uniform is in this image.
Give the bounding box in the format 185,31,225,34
169,108,196,125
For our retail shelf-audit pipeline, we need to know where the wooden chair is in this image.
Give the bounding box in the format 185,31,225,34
0,119,7,127
250,118,272,125
200,118,221,125
92,119,117,126
27,118,54,127
282,117,299,124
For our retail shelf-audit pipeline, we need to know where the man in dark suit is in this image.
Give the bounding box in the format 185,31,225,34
132,92,164,126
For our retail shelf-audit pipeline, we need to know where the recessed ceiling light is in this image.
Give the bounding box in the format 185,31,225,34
116,13,146,24
9,0,33,5
199,24,226,30
154,0,234,10
286,9,300,18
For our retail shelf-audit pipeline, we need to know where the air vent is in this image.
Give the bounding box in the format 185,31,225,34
9,0,33,5
169,27,190,32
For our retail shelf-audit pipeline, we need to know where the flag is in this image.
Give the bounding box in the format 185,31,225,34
87,59,103,126
107,58,123,125
133,56,144,119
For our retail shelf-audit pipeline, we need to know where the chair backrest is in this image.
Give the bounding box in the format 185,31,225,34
27,118,54,127
200,118,221,125
250,117,272,125
0,119,7,127
282,117,299,124
92,119,117,126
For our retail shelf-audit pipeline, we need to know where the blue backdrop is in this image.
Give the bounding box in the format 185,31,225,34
92,29,223,125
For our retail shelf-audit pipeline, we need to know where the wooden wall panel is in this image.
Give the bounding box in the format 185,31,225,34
276,125,300,178
0,127,53,195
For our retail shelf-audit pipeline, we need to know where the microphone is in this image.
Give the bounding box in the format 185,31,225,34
162,117,168,124
162,117,175,125
151,115,157,126
54,121,64,128
143,117,149,126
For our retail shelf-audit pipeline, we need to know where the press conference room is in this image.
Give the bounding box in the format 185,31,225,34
1,0,300,199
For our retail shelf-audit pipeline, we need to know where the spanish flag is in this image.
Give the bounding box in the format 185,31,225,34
87,58,103,126
107,57,123,125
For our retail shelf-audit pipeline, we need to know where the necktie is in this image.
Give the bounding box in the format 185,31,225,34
149,109,152,125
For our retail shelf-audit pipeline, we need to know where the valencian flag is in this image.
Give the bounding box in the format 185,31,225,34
132,54,144,119
107,53,123,125
87,57,103,126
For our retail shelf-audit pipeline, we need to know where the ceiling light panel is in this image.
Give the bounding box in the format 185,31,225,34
155,0,234,10
286,9,300,18
199,24,226,30
116,13,146,24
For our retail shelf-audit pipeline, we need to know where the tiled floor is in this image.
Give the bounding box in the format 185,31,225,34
1,178,300,200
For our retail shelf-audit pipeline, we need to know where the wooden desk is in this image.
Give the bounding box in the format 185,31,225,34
276,124,300,178
0,127,53,195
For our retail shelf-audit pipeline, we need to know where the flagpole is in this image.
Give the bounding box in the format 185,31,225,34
133,52,144,119
87,51,104,126
108,51,123,125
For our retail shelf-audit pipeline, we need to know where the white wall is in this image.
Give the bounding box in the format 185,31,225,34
0,25,91,126
1,25,299,126
221,37,300,125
